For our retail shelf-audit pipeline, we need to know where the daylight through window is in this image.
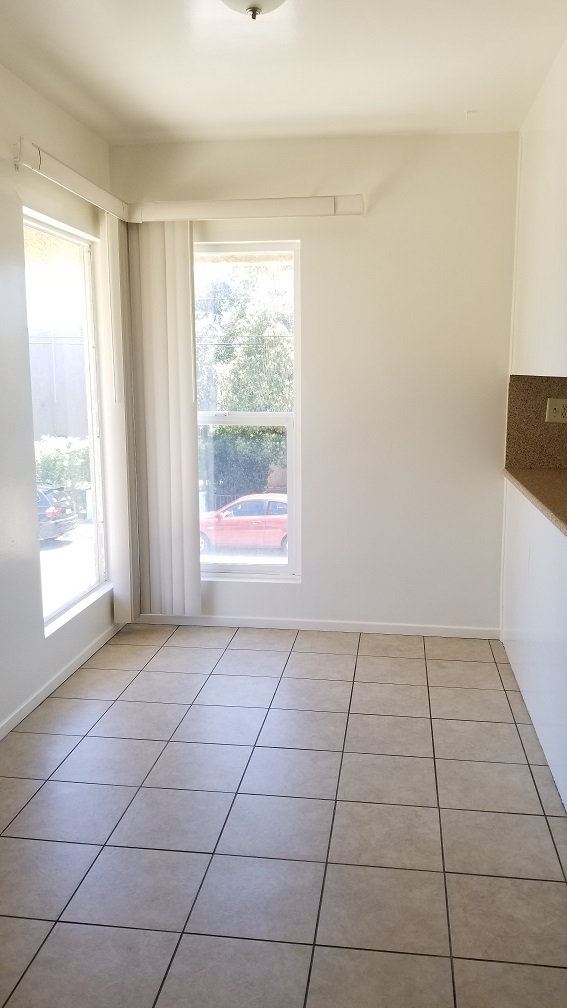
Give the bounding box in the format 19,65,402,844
24,221,106,620
194,245,297,572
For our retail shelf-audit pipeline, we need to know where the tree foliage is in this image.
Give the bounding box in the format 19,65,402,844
199,426,286,510
35,436,91,489
195,255,293,508
194,257,294,412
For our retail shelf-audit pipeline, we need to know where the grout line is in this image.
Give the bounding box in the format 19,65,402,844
0,636,236,1008
300,632,362,1008
424,641,458,1008
149,628,300,1008
496,664,567,886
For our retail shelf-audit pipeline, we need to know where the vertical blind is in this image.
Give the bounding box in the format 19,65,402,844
129,220,201,616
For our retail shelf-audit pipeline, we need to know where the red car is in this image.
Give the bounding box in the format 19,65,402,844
200,493,287,553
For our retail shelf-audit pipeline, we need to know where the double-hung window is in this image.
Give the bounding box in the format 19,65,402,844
194,242,298,575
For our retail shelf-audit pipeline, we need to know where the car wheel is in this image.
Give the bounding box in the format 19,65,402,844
280,535,288,554
200,533,210,553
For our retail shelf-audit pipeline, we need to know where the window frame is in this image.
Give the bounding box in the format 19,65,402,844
23,212,107,621
195,240,300,579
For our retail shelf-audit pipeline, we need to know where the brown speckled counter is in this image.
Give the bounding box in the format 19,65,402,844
505,467,567,537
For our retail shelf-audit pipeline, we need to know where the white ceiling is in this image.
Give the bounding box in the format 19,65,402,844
1,0,567,144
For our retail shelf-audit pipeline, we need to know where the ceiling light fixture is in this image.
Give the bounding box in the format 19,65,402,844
221,0,287,19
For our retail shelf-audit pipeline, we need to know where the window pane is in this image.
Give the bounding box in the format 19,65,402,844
199,425,288,566
194,251,294,412
24,224,105,620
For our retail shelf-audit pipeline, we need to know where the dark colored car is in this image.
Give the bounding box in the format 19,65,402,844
37,485,78,542
200,493,288,553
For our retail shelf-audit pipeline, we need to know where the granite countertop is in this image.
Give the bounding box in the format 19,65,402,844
505,467,567,537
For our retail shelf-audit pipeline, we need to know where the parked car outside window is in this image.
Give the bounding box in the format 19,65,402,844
200,493,287,553
37,485,78,542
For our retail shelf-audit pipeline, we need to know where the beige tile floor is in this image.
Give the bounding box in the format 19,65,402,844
0,627,566,1007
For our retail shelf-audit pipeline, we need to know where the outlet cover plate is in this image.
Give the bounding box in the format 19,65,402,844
545,398,567,423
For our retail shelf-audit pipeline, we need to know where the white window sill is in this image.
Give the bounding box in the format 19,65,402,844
44,581,113,637
201,571,301,585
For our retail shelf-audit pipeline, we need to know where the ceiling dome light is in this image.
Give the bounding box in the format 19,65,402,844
221,0,287,18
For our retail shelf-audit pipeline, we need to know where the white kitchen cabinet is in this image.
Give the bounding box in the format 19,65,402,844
502,479,567,807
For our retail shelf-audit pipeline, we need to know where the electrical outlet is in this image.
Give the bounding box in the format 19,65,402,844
545,398,567,423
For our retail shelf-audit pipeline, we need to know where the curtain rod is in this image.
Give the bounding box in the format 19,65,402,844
14,138,365,222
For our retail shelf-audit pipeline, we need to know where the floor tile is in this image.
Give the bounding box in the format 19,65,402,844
429,686,513,722
548,817,567,871
4,922,177,1008
217,794,334,860
498,662,520,690
345,714,433,757
196,674,278,707
229,628,297,651
0,916,52,1004
156,934,311,1008
50,736,166,785
144,741,252,791
87,700,188,740
306,947,453,1008
111,623,177,645
119,671,208,704
432,718,525,762
272,678,352,712
213,649,287,677
490,638,509,663
447,873,567,966
329,801,442,870
427,659,501,689
52,668,139,700
239,747,341,799
0,732,82,779
3,781,136,844
257,709,347,750
283,652,356,680
82,644,160,670
14,698,112,735
0,777,43,830
454,958,567,1008
532,765,567,815
62,846,209,931
293,631,359,654
165,625,237,648
424,637,493,662
436,759,542,813
441,808,563,879
0,837,99,919
351,682,429,717
358,633,424,659
109,787,233,851
355,656,426,685
317,864,449,954
145,647,224,674
173,705,266,745
338,753,437,806
518,723,547,764
186,855,324,942
507,690,532,724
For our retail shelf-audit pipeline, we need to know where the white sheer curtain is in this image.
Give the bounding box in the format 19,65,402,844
129,220,201,617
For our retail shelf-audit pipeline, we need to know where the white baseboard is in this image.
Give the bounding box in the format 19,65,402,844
138,613,500,638
0,624,121,740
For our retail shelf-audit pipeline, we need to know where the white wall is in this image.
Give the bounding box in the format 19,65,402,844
502,39,567,806
0,65,115,737
511,39,567,376
112,134,518,635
